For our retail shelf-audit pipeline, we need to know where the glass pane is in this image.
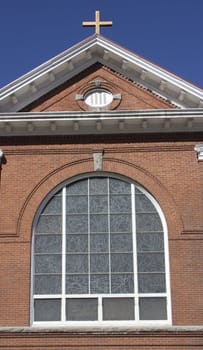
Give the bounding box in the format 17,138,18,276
139,297,167,320
137,232,164,252
110,214,132,233
138,273,166,293
66,298,98,321
34,235,62,254
66,196,88,214
66,254,88,273
34,274,61,294
109,178,131,194
110,195,131,213
90,274,109,293
66,179,88,195
35,254,61,274
89,178,107,194
36,215,62,234
90,214,108,233
136,213,163,232
111,253,133,273
135,194,156,213
89,195,108,213
103,298,134,320
111,274,134,293
67,234,88,253
90,254,109,273
111,233,133,252
43,196,62,215
66,215,88,233
90,234,109,252
137,253,165,272
34,299,61,321
66,274,88,294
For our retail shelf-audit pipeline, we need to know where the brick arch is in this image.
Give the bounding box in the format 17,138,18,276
17,156,183,239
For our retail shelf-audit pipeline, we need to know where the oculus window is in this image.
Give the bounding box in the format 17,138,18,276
32,175,171,324
84,89,113,107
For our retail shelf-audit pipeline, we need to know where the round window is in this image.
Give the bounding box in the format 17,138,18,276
84,89,113,107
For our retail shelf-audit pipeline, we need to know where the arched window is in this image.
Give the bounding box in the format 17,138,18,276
32,175,171,325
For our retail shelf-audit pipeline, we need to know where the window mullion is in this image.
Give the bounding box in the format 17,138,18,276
61,187,66,322
88,178,91,294
131,184,138,321
108,177,111,294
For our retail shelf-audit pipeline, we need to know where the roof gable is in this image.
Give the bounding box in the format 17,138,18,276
22,64,175,112
0,35,203,112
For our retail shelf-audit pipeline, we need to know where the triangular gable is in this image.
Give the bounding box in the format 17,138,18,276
0,35,203,113
22,63,175,112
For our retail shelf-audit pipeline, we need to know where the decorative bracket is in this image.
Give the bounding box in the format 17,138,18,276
0,150,4,169
194,144,203,161
93,151,104,171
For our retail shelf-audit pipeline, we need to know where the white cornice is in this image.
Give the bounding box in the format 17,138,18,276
0,35,202,113
0,109,203,136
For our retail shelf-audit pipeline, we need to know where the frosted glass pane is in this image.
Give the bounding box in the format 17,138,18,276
110,195,131,213
135,194,156,213
138,273,166,293
66,298,98,321
90,214,108,233
34,274,61,294
103,298,134,320
66,196,88,214
139,297,167,320
110,214,132,233
34,235,62,254
36,215,62,234
111,273,134,293
111,253,133,272
90,254,109,273
67,234,88,253
89,195,108,213
66,215,88,233
137,232,164,252
66,274,88,294
137,253,165,272
90,274,109,293
35,254,61,274
43,196,62,215
66,179,88,195
136,213,163,232
90,234,109,252
89,178,108,194
109,179,131,194
66,254,88,273
111,233,133,252
34,299,61,321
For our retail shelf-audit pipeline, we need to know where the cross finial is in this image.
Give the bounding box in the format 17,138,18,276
82,10,112,35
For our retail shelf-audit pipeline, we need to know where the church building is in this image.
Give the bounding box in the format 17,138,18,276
0,11,203,349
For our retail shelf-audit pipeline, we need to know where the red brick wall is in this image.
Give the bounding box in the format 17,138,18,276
0,133,203,329
0,132,203,348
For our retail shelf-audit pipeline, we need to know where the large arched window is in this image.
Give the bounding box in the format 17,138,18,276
32,175,171,325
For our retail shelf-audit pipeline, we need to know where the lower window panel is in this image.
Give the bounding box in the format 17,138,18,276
103,297,134,320
139,297,167,320
34,299,61,321
34,296,168,322
66,298,98,321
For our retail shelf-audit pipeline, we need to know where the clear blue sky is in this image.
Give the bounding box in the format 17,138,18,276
0,0,202,88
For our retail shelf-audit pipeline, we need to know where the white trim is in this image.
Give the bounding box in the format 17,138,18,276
0,109,203,136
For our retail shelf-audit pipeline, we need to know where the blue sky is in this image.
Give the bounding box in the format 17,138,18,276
0,0,202,88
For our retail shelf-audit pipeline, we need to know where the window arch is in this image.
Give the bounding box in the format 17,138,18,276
32,175,171,325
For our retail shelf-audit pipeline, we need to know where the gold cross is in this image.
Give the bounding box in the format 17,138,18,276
82,10,112,35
